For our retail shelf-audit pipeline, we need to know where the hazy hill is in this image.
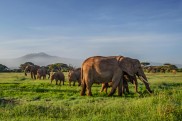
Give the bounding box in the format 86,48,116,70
0,52,83,69
0,53,182,69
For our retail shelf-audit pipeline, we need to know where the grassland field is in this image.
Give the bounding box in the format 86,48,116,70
0,72,181,121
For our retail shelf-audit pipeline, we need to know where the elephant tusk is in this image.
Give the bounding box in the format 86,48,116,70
139,76,149,84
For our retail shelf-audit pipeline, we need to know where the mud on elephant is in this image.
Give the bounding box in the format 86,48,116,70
81,56,152,96
68,68,81,86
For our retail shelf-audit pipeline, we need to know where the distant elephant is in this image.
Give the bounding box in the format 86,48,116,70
50,71,65,85
81,56,152,96
171,69,177,74
37,67,49,80
24,65,40,79
68,68,81,86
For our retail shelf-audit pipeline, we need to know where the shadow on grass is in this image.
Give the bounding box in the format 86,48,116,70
158,82,182,89
0,83,20,84
0,98,18,107
91,89,152,98
15,86,79,94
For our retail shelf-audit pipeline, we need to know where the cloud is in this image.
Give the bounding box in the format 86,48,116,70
0,33,181,63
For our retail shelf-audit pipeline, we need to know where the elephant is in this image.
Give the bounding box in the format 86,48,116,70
68,68,81,86
37,67,49,80
24,65,40,79
50,71,65,85
100,72,136,94
171,69,177,75
80,56,152,96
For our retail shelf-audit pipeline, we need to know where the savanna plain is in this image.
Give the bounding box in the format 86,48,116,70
0,72,181,121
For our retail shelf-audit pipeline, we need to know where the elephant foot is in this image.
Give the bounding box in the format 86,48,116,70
80,90,85,96
118,92,122,96
148,90,153,94
80,92,86,96
108,92,114,96
87,92,93,96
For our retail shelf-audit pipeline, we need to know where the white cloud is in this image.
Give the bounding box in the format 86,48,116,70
0,33,181,63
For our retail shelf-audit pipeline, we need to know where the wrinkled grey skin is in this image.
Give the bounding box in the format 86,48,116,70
50,71,65,85
81,56,152,96
68,68,81,86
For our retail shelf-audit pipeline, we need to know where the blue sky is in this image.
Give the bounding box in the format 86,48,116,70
0,0,182,64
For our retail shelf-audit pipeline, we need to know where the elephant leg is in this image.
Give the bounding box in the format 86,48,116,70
123,80,129,94
133,79,138,93
108,80,120,96
78,80,81,86
100,83,108,93
125,82,129,93
33,74,36,80
80,80,86,96
63,80,64,85
100,83,105,92
56,80,58,85
86,81,93,96
73,81,75,86
31,72,33,79
118,80,123,96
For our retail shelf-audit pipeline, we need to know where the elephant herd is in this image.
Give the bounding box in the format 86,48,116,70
24,55,153,97
24,65,81,86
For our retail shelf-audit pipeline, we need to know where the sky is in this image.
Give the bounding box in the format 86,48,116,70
0,0,182,64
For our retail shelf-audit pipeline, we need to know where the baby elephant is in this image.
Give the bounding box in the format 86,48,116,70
50,71,65,85
68,68,81,86
101,72,135,94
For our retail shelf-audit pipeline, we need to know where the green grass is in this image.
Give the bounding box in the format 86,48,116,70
0,72,181,121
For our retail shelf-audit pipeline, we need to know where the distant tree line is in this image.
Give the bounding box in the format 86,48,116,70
0,62,74,72
141,62,181,73
19,62,73,72
0,61,182,72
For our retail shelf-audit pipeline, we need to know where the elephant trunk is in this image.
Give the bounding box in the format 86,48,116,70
137,72,153,94
24,70,27,76
139,76,149,84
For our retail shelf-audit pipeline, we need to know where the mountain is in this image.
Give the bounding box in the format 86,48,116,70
0,53,182,69
0,52,83,69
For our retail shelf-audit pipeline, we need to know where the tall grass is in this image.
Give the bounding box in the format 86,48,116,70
0,72,181,121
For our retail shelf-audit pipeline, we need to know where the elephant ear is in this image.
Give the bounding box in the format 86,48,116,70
118,57,135,76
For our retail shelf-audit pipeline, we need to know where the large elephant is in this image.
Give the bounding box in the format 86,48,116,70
81,56,152,96
50,71,65,85
37,67,49,80
24,65,40,79
68,68,81,86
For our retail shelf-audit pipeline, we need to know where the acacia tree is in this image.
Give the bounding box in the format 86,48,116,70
48,63,70,72
163,63,178,70
0,64,9,72
141,62,150,66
